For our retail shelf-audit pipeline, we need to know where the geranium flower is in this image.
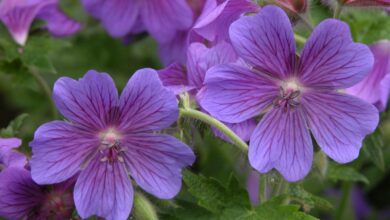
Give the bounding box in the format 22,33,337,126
82,0,193,42
0,137,26,170
159,42,256,142
30,70,195,219
346,40,390,111
0,0,80,45
0,168,74,219
200,6,379,181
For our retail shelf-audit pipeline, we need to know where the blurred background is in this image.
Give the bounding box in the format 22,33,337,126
0,0,390,219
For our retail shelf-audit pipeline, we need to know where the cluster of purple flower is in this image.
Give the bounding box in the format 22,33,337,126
0,0,390,219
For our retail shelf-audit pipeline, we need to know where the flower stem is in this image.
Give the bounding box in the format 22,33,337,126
28,68,57,118
259,174,268,203
333,3,343,18
294,33,307,44
179,108,248,152
335,182,352,220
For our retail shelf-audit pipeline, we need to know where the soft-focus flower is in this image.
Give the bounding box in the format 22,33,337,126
200,6,379,181
82,0,193,42
271,0,308,14
0,167,74,219
159,0,259,65
30,70,195,220
159,42,256,142
0,137,26,170
0,0,80,46
346,40,390,111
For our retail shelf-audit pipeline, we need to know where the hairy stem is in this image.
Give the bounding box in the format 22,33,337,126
179,108,248,152
335,182,352,220
294,33,307,44
259,174,268,203
333,3,343,19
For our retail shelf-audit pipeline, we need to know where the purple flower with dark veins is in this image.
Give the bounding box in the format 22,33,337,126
200,6,379,181
0,137,26,171
29,70,195,219
0,167,74,220
159,41,256,142
346,40,390,111
82,0,193,42
0,0,80,46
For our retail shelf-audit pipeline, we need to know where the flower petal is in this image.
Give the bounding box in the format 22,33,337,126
298,19,374,89
346,40,390,111
301,91,379,163
0,137,21,149
0,168,43,220
0,0,54,45
30,121,98,184
158,63,195,95
199,64,279,123
74,156,133,220
123,133,195,199
249,107,313,182
82,0,140,38
119,68,178,132
194,0,258,42
37,4,81,37
212,119,257,142
229,5,296,79
141,0,193,42
53,70,119,130
0,138,26,169
187,41,237,89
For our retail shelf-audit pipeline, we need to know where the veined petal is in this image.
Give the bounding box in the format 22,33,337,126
200,64,279,123
0,0,54,45
298,19,374,89
74,156,133,220
249,107,313,182
123,133,195,199
37,4,81,37
212,119,257,142
158,30,191,65
194,0,258,42
30,121,98,184
119,69,178,132
82,0,140,38
158,63,194,95
346,40,390,111
0,168,43,220
187,42,237,89
229,6,296,79
53,70,119,130
301,91,379,163
141,0,193,42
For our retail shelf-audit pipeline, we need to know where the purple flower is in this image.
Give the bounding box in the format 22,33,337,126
29,69,195,220
346,40,390,111
0,167,74,219
200,6,379,181
159,0,259,65
0,0,80,46
82,0,193,42
0,137,26,170
159,42,256,142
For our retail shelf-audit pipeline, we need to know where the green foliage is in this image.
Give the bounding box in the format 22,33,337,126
0,114,28,137
289,184,333,211
363,129,385,171
327,164,369,184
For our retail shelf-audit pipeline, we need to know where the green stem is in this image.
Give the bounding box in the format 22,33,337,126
294,33,307,45
298,15,313,31
259,174,268,203
29,68,57,118
335,182,352,220
333,3,343,19
179,108,248,152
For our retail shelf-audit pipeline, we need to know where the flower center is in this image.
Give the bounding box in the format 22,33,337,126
98,128,125,163
273,79,303,112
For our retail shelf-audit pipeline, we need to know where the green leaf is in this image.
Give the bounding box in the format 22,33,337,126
0,114,29,137
363,129,385,171
288,184,333,211
327,164,369,184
